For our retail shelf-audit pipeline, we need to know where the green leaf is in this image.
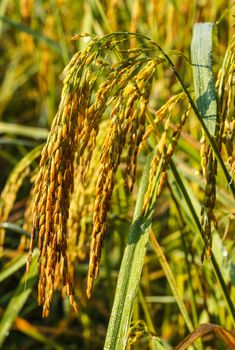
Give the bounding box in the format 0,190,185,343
0,251,38,347
151,336,172,350
0,122,48,139
169,160,235,326
0,16,61,52
104,153,154,350
191,23,217,135
0,254,28,283
104,150,165,350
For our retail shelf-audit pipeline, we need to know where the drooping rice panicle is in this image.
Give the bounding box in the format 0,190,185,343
27,33,168,312
0,145,42,254
86,59,157,298
142,101,189,214
27,41,102,316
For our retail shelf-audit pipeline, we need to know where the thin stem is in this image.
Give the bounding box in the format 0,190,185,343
149,229,194,333
104,152,156,350
169,159,235,325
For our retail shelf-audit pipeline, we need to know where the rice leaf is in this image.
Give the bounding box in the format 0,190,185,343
0,122,48,139
0,16,60,52
104,151,163,350
0,253,28,283
0,251,38,347
191,23,218,135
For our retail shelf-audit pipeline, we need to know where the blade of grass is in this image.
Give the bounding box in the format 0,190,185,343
191,23,217,135
0,250,38,347
14,317,63,350
0,253,28,283
0,122,49,139
151,336,172,350
0,138,36,147
137,288,156,334
90,0,112,33
104,151,161,350
0,58,39,117
149,229,194,333
0,16,61,52
49,0,70,64
169,159,235,326
0,0,8,36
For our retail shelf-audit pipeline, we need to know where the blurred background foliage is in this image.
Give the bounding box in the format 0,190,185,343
0,0,234,349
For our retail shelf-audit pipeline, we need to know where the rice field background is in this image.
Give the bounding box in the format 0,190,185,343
0,1,235,349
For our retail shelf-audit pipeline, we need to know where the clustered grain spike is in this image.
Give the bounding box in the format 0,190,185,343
143,105,189,214
201,147,217,261
27,43,100,315
0,146,42,254
26,34,165,314
86,60,156,298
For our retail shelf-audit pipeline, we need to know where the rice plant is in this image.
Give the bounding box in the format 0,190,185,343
0,1,234,349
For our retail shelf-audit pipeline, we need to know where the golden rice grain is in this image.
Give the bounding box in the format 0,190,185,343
27,33,176,314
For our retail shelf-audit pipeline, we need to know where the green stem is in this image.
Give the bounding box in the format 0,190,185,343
137,288,156,334
169,159,235,325
149,229,194,334
104,153,155,350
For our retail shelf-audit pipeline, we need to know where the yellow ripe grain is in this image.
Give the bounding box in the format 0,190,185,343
46,199,52,212
54,128,63,150
38,236,43,251
58,185,63,200
39,153,46,167
124,84,136,97
39,214,45,226
55,200,60,213
39,203,45,215
50,117,57,131
35,168,43,186
33,212,39,227
38,285,45,305
33,187,40,203
167,143,174,156
159,132,166,154
26,255,32,273
49,181,55,196
136,63,153,81
137,79,145,91
59,213,63,225
164,118,170,130
85,52,97,65
157,172,167,197
39,225,45,237
62,124,67,138
54,148,60,164
58,171,63,185
29,226,36,250
44,168,49,182
54,213,59,224
47,142,53,156
46,210,51,224
45,220,50,234
68,292,79,312
57,228,63,244
41,192,47,206
50,158,56,182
